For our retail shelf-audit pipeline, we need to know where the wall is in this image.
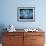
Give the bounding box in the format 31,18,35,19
0,0,46,45
0,0,46,29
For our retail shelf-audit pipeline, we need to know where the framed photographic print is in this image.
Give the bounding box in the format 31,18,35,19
17,7,35,22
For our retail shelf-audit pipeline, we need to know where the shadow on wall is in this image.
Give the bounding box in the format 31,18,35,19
0,24,7,43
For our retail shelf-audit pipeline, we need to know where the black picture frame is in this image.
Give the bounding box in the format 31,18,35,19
17,7,35,22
